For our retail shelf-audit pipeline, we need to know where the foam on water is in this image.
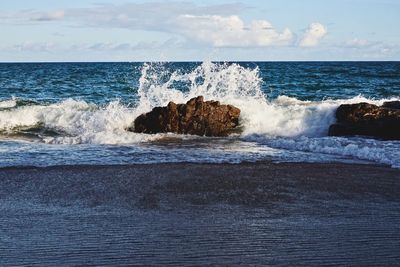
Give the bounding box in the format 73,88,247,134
0,62,399,167
0,98,159,144
137,62,399,138
0,98,17,109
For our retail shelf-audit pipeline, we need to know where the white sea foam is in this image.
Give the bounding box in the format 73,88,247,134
0,98,159,144
0,98,17,109
136,61,399,138
0,62,399,167
247,136,400,168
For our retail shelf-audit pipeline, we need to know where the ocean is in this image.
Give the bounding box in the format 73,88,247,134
1,62,400,266
0,61,399,167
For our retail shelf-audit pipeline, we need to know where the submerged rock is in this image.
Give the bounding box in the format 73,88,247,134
129,96,241,136
328,102,400,140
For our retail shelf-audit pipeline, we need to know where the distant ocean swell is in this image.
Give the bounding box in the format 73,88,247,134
0,62,399,167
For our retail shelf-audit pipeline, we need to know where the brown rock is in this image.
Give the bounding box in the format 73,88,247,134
328,102,400,140
130,96,241,136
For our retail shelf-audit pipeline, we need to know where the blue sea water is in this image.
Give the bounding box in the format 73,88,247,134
0,61,399,167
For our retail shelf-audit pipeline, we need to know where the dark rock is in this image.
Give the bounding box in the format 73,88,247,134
130,96,241,136
328,102,400,140
382,101,400,110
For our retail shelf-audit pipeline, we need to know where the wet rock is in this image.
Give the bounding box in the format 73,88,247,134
129,96,241,136
382,101,400,110
328,102,400,140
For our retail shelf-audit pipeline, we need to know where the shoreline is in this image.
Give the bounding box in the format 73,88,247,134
0,159,393,170
1,161,399,209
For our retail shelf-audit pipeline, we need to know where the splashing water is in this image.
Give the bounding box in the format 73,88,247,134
136,61,399,139
0,61,399,167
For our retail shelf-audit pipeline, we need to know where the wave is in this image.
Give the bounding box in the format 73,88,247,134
0,98,17,109
0,97,39,110
0,62,399,167
245,135,400,168
0,62,398,142
0,98,163,144
137,62,399,138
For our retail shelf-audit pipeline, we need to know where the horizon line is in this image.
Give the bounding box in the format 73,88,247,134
0,60,399,63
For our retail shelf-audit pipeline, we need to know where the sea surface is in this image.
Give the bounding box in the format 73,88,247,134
0,61,399,167
1,62,400,266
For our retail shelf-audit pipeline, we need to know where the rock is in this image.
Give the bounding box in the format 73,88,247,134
130,96,241,136
328,102,400,140
382,101,400,110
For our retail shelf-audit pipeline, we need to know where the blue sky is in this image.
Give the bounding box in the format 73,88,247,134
1,0,399,61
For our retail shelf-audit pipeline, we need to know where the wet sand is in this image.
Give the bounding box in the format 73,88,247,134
1,162,400,265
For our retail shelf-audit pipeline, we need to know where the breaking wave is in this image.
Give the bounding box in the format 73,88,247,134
0,62,399,167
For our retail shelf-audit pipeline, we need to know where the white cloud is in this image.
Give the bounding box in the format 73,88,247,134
64,3,293,47
13,41,58,52
342,38,388,49
5,40,181,53
0,9,65,23
0,2,245,26
31,10,65,21
299,23,327,47
336,38,397,59
1,2,328,49
65,2,246,31
175,15,293,47
344,38,370,47
85,41,168,51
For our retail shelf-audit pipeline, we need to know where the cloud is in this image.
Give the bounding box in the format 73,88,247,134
65,2,246,31
30,10,65,21
299,23,327,47
341,38,388,49
175,15,293,47
5,40,181,53
340,38,391,51
12,41,58,52
1,2,327,49
324,38,399,60
344,38,370,48
85,41,166,51
65,3,294,48
0,9,65,24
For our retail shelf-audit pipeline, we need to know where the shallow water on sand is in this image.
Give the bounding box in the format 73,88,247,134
2,201,399,266
1,163,399,266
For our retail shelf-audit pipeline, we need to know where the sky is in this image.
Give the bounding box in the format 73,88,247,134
0,0,399,61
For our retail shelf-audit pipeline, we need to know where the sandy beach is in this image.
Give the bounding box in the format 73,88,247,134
1,162,399,265
2,161,398,208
